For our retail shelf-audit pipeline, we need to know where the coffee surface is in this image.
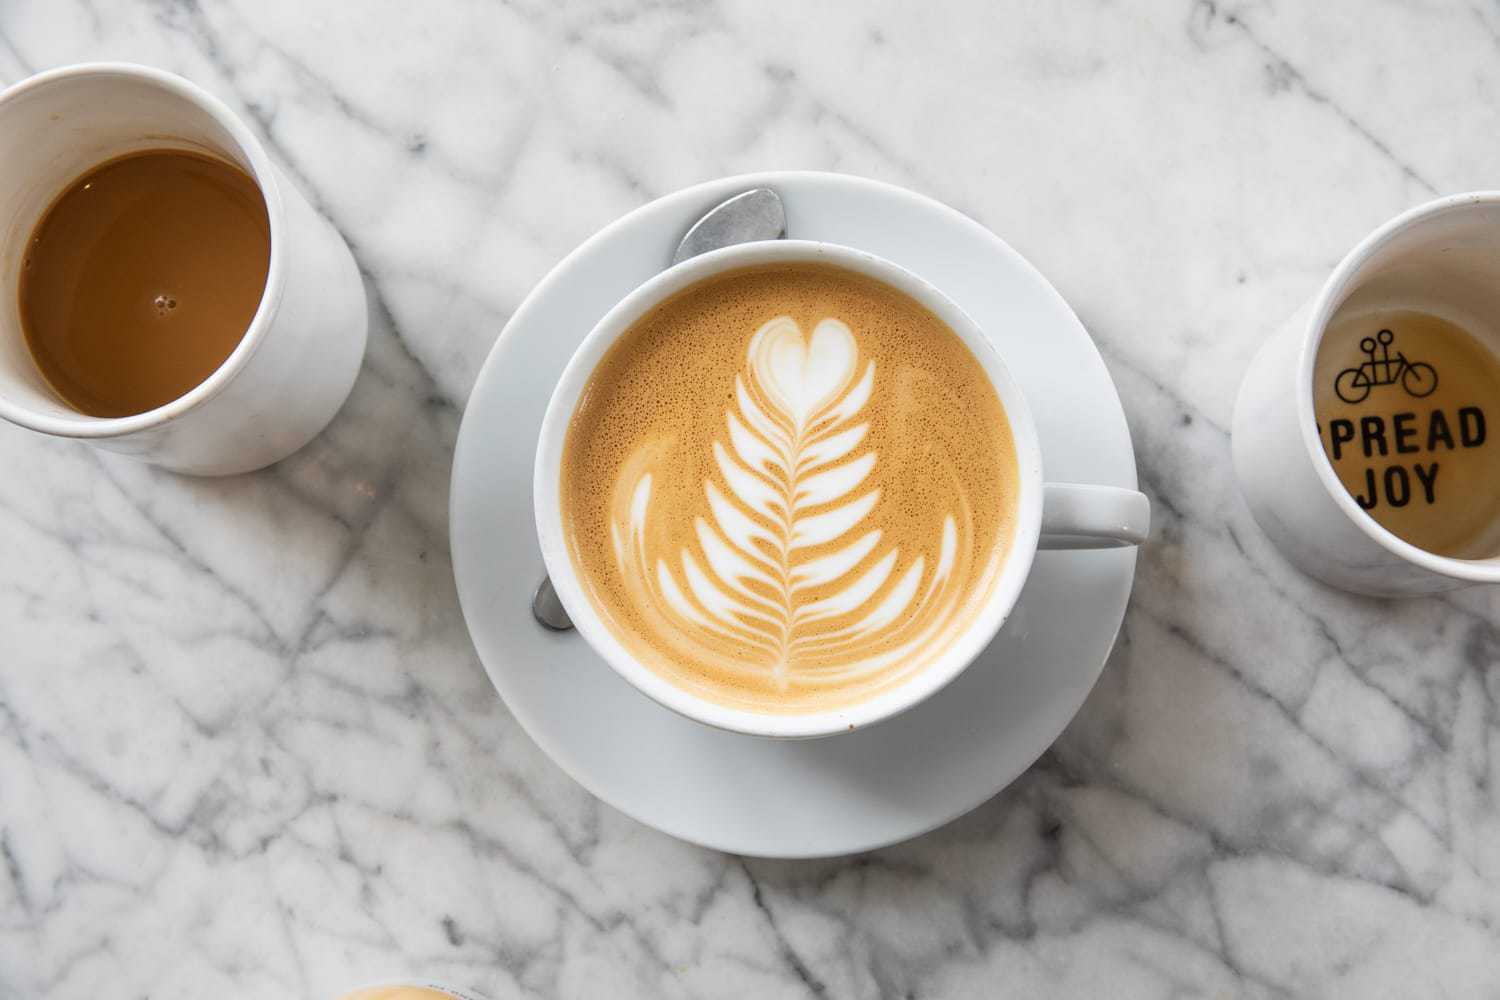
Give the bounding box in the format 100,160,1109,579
19,149,270,417
560,263,1020,714
1314,308,1500,557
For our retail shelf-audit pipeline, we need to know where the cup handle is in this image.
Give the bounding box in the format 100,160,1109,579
1040,482,1151,549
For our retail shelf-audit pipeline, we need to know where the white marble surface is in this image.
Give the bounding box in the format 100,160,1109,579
1,1,1499,997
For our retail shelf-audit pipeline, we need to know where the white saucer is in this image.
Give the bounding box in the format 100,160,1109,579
450,172,1139,858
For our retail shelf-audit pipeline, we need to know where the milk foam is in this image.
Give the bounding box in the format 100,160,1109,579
561,263,1019,714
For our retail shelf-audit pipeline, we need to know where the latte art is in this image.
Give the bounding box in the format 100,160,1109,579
615,313,980,689
561,263,1019,714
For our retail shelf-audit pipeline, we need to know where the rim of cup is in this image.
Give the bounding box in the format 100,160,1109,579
0,61,286,438
534,239,1046,739
1296,191,1500,583
340,982,493,1000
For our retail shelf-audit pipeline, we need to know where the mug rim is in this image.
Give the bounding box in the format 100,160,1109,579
533,239,1046,739
0,61,287,439
1294,190,1500,583
340,982,493,1000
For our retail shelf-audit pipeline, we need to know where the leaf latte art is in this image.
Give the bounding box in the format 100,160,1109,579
560,263,1020,714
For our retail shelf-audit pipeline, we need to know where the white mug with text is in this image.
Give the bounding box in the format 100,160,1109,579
1233,193,1500,595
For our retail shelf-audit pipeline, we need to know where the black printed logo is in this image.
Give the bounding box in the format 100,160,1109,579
1323,326,1488,512
1334,329,1438,403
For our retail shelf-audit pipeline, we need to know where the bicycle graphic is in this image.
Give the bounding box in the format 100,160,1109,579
1333,328,1438,404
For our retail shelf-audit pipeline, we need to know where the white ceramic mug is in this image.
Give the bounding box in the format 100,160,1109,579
535,240,1150,739
1233,192,1500,595
0,63,367,475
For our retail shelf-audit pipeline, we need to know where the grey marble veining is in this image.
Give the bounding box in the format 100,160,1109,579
1,1,1498,997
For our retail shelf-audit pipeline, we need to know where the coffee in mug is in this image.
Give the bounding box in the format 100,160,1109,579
559,262,1020,713
337,985,491,1000
1233,192,1500,594
1313,308,1500,558
20,149,269,417
0,64,368,475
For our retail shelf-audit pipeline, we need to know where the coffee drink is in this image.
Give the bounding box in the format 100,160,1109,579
339,987,488,1000
560,262,1020,714
1314,307,1500,557
19,149,269,417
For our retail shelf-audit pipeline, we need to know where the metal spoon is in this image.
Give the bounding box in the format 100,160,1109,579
532,187,788,630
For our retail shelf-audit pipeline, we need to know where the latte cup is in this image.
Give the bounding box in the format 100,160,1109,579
1233,193,1500,595
0,63,367,475
535,240,1150,739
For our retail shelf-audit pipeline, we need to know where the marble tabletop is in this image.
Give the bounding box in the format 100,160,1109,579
2,2,1499,997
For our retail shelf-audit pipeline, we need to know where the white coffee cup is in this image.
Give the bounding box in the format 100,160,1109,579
1233,192,1500,596
0,63,367,475
535,240,1150,739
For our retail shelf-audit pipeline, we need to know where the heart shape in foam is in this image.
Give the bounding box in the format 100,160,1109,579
750,317,859,430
